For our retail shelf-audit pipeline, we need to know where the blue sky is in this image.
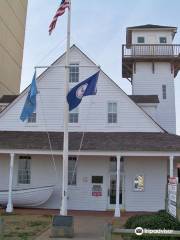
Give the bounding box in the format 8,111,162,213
21,0,180,133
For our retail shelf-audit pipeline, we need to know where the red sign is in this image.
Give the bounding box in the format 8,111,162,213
92,192,102,197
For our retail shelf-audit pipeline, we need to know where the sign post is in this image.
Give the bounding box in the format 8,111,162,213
168,177,178,218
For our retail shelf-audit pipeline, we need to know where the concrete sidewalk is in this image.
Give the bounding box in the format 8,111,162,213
14,209,143,240
36,215,112,240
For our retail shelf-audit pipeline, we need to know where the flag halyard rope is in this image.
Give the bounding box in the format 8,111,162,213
38,91,58,183
70,92,97,185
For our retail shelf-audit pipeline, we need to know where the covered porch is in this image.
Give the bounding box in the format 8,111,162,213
0,131,180,217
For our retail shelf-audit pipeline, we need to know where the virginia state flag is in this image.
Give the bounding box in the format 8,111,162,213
20,71,38,122
67,71,100,111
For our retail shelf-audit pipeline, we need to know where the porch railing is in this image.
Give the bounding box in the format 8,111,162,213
122,44,180,58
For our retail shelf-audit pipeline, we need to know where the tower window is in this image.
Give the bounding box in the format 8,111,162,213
152,62,155,74
162,85,167,99
159,37,167,44
137,37,145,43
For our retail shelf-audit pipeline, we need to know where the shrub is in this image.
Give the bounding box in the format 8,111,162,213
124,210,180,240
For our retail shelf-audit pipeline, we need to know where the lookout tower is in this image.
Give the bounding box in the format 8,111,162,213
122,24,180,134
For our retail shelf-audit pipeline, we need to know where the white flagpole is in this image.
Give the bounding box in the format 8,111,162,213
60,0,71,216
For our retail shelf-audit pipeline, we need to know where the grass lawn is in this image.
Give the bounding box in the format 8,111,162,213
0,212,52,240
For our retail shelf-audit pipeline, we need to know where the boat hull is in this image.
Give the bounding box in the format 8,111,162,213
0,186,54,207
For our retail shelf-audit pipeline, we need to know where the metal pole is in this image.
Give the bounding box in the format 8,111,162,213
60,0,71,216
6,153,15,213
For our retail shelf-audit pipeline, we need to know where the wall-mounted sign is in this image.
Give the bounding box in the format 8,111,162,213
168,177,178,218
92,185,102,197
133,175,144,192
92,176,103,184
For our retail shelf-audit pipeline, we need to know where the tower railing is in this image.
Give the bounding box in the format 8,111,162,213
122,44,180,58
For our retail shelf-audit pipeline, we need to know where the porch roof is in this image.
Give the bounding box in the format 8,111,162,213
0,131,180,152
128,95,159,104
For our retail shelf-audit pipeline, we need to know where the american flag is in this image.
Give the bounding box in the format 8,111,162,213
49,0,70,35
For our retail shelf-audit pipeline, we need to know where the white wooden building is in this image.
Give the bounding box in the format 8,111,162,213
0,24,180,215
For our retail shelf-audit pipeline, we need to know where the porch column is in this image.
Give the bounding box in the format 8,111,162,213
114,155,121,217
169,156,174,177
6,153,15,213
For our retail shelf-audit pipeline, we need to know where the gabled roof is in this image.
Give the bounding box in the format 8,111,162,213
129,95,159,104
126,24,177,45
0,131,180,152
127,24,177,30
0,45,165,133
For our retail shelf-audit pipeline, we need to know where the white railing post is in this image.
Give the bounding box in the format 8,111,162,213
114,155,121,217
169,156,174,178
6,153,15,213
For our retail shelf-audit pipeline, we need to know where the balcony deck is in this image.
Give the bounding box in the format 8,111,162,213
122,44,180,78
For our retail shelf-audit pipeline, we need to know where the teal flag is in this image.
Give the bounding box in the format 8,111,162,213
20,71,37,122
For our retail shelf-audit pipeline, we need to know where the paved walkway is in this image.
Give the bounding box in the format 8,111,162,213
36,215,112,240
14,209,142,240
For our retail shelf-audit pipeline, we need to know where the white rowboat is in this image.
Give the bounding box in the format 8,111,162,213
0,185,54,207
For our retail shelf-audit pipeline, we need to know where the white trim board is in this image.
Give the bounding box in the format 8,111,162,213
0,149,180,157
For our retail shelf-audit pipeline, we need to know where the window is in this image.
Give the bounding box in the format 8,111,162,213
160,37,167,44
28,112,36,123
108,102,117,123
68,156,77,185
69,107,78,123
69,64,79,83
137,37,145,43
92,176,103,184
133,175,144,192
18,156,31,184
162,85,167,99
